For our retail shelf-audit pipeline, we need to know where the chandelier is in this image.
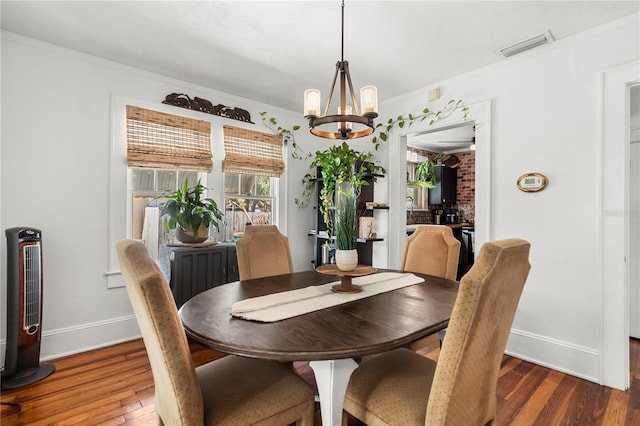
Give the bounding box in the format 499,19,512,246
303,0,378,140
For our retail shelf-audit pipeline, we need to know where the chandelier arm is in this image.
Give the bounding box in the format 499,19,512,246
323,62,341,117
340,64,347,116
343,62,360,116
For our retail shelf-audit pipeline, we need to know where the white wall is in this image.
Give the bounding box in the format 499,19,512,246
0,31,316,361
378,15,639,384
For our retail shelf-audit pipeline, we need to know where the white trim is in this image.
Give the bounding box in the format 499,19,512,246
386,100,492,268
0,315,140,365
600,60,640,390
506,328,600,384
108,94,274,287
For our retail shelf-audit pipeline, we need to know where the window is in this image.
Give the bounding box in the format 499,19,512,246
129,169,202,245
222,125,284,240
108,97,217,288
126,105,212,171
223,173,275,240
126,105,212,259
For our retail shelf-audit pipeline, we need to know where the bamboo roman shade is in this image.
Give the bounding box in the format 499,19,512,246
126,105,213,172
222,125,285,177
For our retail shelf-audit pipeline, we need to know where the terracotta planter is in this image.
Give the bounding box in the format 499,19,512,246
176,226,209,244
335,249,358,271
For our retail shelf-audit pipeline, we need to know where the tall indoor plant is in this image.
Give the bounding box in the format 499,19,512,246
334,187,358,270
311,142,385,270
159,179,224,243
312,142,385,237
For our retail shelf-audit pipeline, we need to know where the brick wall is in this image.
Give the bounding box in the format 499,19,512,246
406,147,476,224
455,151,475,204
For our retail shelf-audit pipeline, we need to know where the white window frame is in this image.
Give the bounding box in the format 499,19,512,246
108,93,283,288
108,94,215,288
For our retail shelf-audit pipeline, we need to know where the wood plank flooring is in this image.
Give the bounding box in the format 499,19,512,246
2,338,640,425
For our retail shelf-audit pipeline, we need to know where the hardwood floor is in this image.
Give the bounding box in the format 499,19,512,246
2,338,640,425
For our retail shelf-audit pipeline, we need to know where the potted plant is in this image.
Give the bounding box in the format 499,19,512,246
311,141,385,238
409,158,436,188
334,188,358,271
308,142,385,271
159,179,224,243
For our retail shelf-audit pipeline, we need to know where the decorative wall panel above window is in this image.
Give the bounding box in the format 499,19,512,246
126,105,212,172
222,125,284,177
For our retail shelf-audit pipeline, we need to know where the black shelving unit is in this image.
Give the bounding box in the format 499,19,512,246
310,168,386,267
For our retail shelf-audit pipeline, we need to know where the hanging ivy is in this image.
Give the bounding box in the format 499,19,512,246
260,99,471,208
370,99,470,150
259,111,310,160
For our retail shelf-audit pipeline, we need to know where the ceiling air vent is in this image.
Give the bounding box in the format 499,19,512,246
499,31,554,58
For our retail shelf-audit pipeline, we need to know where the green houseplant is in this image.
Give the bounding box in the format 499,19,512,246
159,179,224,243
335,190,357,251
410,159,436,188
334,188,358,271
310,142,385,271
311,142,385,238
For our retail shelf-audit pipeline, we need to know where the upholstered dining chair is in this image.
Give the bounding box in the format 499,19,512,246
342,238,531,426
116,240,315,426
402,225,461,350
402,225,461,281
236,225,294,280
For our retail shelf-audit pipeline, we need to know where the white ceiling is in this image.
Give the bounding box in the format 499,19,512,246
408,121,476,153
2,0,638,118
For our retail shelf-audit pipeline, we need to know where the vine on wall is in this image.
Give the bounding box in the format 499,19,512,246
260,99,471,208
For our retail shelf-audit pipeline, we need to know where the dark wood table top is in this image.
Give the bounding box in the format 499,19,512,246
179,269,458,361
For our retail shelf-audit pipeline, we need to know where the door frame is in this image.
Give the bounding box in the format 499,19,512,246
387,100,492,269
600,60,640,390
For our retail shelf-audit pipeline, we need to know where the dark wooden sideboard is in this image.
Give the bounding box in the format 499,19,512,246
169,242,238,307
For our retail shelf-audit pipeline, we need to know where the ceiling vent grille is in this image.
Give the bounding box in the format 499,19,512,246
499,31,554,58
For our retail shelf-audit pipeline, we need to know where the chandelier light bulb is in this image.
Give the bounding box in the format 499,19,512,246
360,86,378,115
304,89,321,117
338,105,353,132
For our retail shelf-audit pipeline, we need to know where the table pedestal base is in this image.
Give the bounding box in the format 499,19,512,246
309,358,358,426
331,275,362,293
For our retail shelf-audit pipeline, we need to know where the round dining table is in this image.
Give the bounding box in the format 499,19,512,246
179,268,458,426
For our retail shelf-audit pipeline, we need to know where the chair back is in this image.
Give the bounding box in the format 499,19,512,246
116,240,204,425
425,238,531,426
402,225,461,280
236,225,294,280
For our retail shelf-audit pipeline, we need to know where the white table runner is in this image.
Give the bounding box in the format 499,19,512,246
231,272,424,322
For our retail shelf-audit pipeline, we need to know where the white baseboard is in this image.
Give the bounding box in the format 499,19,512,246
0,315,141,366
1,320,602,386
506,328,600,384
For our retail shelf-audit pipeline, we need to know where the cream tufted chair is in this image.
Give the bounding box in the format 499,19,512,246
236,225,294,281
342,239,531,426
116,240,315,426
402,225,461,350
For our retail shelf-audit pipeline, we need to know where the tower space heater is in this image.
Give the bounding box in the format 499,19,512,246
1,227,55,390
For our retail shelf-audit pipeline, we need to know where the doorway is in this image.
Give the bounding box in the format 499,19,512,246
406,122,476,277
386,100,492,270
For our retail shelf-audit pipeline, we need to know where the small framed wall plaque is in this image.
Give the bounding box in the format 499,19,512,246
517,172,548,192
